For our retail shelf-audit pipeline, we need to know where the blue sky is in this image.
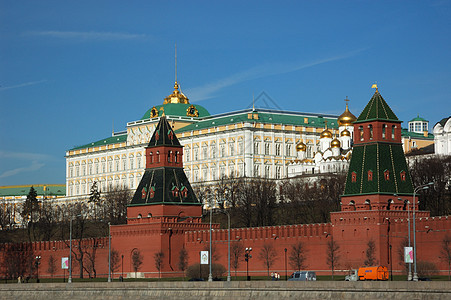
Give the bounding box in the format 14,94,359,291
1,0,450,186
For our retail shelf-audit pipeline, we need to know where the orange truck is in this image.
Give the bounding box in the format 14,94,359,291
345,266,389,281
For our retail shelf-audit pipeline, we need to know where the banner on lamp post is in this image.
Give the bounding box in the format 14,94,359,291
404,247,413,263
61,257,69,269
200,251,209,265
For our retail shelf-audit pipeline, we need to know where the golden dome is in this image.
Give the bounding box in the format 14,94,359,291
320,127,333,139
340,129,351,137
337,103,357,126
296,141,306,151
163,81,190,104
331,138,341,148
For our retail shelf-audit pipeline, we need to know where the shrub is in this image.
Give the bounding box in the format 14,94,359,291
186,263,226,280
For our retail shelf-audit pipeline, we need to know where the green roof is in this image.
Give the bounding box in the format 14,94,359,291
0,184,66,197
147,116,182,147
343,142,414,196
355,92,399,123
141,103,210,120
401,128,434,140
176,109,339,133
409,115,428,122
71,133,127,151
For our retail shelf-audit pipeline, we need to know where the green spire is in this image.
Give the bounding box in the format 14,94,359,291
355,91,399,123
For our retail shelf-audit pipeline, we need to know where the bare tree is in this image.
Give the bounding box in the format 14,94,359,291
231,241,244,278
132,249,143,278
0,203,14,231
178,248,189,279
110,249,121,276
441,235,451,281
154,251,164,279
0,243,34,281
47,255,57,280
258,243,278,277
409,155,451,216
326,237,340,280
364,239,377,266
103,185,132,225
289,241,307,271
84,239,101,278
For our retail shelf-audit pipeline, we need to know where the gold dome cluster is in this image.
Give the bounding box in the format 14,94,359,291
337,103,357,126
163,81,190,104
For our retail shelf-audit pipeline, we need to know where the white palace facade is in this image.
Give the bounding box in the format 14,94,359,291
65,80,351,199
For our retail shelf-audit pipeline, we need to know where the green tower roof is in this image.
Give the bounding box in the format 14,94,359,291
343,143,414,196
355,91,399,123
129,116,200,206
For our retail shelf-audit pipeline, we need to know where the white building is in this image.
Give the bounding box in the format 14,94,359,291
287,102,356,176
65,80,342,199
433,116,451,155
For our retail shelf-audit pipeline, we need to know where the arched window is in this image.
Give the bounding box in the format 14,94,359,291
368,170,373,181
384,170,390,181
156,151,160,163
400,170,406,181
392,125,396,140
175,151,179,163
382,124,387,139
168,151,172,163
369,124,373,139
149,152,153,164
351,171,357,183
359,126,364,141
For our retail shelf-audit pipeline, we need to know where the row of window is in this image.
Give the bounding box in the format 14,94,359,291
69,177,139,196
148,150,180,164
358,124,396,141
351,170,407,182
185,142,302,162
409,122,428,132
187,164,283,182
69,156,144,178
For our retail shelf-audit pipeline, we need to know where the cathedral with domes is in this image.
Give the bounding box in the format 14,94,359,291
287,101,356,176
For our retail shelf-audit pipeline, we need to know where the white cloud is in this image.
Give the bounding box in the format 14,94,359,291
0,80,47,91
27,30,147,41
0,151,55,179
187,48,367,101
0,161,45,179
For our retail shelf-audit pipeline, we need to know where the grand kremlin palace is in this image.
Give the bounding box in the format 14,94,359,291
66,80,351,199
65,80,433,200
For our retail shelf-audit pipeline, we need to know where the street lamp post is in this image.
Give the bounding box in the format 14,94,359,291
217,192,231,282
68,214,81,284
208,199,213,282
245,248,252,281
406,198,412,281
69,218,73,283
121,254,124,280
222,209,231,282
108,222,111,282
284,248,287,281
35,256,41,283
412,182,433,281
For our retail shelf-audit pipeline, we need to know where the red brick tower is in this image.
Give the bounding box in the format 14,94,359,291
331,87,422,269
111,116,207,278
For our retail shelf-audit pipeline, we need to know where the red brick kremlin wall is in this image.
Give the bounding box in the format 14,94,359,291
3,212,449,279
